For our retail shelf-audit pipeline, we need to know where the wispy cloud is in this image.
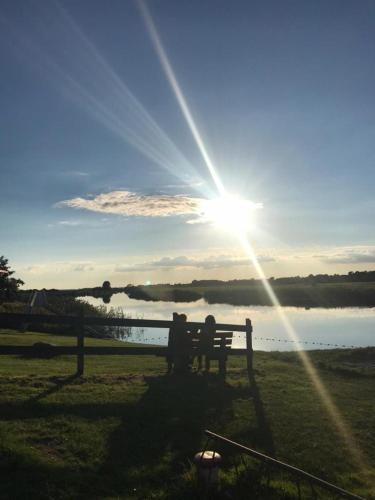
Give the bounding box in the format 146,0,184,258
56,190,202,219
58,220,83,226
22,261,95,274
72,263,94,272
65,170,90,177
115,254,275,273
163,180,204,189
317,247,375,264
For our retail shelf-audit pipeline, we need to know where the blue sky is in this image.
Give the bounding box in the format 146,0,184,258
1,0,375,288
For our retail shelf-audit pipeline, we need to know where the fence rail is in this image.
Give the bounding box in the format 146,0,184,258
0,312,253,376
0,312,248,332
0,345,249,356
204,430,364,500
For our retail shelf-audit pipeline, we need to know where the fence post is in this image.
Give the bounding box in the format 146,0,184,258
77,309,85,376
218,336,226,379
245,318,253,374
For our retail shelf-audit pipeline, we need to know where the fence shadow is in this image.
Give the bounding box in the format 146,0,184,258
248,370,276,457
28,374,80,402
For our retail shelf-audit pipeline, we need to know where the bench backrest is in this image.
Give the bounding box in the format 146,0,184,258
190,331,233,350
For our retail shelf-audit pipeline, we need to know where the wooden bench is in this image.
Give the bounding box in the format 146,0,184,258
190,331,233,377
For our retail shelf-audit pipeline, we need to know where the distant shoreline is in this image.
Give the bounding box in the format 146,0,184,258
20,279,375,309
124,281,375,308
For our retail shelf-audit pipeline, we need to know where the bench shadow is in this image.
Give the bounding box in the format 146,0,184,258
99,369,275,496
0,372,237,498
100,373,235,476
0,367,275,498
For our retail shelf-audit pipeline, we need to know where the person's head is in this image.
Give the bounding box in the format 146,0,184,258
205,314,216,326
179,313,187,322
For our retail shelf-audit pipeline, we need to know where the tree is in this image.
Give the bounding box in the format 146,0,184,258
0,256,24,299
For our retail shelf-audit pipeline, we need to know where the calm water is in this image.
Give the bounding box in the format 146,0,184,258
84,294,375,351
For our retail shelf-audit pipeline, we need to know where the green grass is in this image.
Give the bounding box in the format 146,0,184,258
0,329,374,499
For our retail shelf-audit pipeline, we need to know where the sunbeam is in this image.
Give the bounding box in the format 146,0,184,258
52,0,198,179
138,0,225,196
239,235,367,467
139,0,368,470
0,1,204,191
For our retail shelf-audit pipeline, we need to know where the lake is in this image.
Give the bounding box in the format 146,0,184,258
84,294,374,351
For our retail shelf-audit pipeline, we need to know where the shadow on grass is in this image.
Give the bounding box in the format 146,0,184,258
28,373,80,402
248,370,276,457
100,373,236,489
99,370,277,497
0,370,276,499
0,373,237,498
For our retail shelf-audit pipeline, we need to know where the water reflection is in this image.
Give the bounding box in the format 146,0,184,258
84,294,374,351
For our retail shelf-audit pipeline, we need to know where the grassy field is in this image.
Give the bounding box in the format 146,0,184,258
0,329,374,499
131,282,375,308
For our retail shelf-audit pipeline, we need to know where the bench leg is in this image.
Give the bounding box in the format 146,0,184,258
218,357,227,379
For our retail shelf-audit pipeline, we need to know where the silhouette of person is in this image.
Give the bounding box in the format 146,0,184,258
188,326,199,370
173,313,190,374
199,315,216,372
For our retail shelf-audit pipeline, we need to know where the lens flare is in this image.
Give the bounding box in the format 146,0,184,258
199,195,262,233
140,0,368,470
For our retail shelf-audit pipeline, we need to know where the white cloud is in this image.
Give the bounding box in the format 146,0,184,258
56,190,202,219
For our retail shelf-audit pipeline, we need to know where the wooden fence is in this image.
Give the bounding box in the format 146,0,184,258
0,312,253,376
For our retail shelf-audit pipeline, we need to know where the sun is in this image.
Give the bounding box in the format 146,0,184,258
199,194,262,234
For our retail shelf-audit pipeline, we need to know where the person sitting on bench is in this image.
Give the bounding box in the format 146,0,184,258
173,313,191,374
198,315,216,372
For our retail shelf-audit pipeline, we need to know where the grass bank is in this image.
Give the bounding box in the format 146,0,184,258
0,329,374,499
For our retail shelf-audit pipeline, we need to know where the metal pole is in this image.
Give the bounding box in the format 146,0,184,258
204,430,364,500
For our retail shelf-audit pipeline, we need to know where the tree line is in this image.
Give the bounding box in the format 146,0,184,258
188,270,375,287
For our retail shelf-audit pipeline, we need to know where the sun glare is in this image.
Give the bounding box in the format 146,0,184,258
200,195,262,233
140,0,368,471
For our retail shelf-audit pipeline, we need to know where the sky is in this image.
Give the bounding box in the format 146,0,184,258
1,0,375,289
